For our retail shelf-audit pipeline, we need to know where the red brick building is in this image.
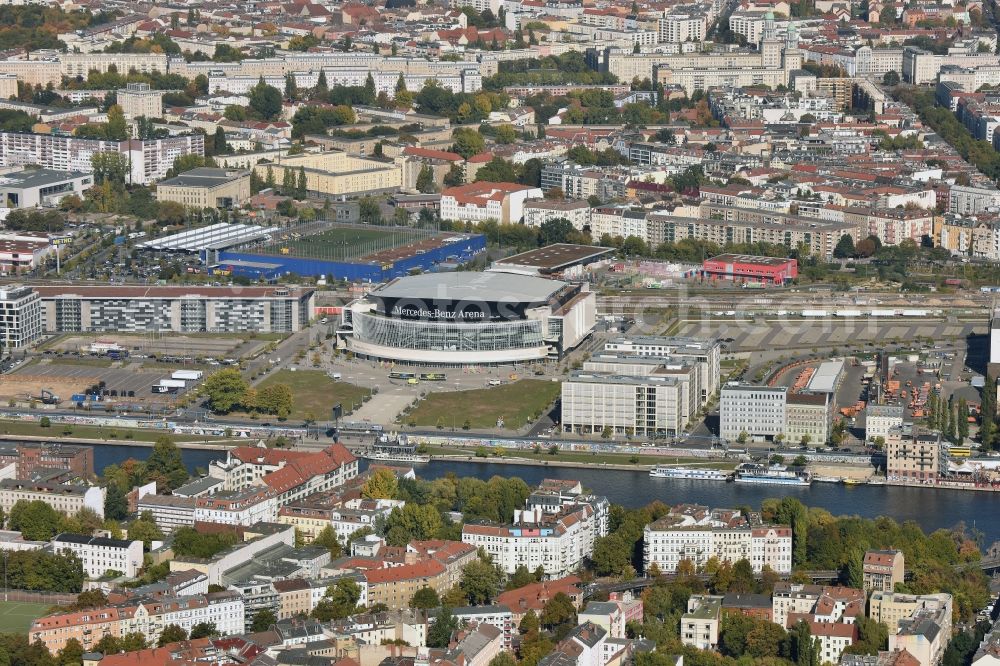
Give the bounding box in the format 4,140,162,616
0,442,94,480
701,254,798,285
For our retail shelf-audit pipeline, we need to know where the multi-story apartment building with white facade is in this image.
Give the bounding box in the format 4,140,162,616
440,182,542,225
643,505,792,574
51,534,143,579
35,286,315,335
0,132,204,185
30,591,244,654
0,284,41,348
192,488,278,526
463,504,599,579
523,200,592,230
208,444,358,506
658,13,708,43
0,480,104,518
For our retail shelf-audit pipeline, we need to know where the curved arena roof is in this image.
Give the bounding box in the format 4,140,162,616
372,271,565,304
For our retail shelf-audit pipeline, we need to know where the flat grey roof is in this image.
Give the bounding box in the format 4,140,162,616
157,167,247,189
373,272,565,303
0,169,90,189
807,359,844,393
495,244,614,271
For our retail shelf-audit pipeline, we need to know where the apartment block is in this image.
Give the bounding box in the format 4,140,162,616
155,168,252,209
440,182,542,225
643,504,792,574
681,595,722,650
117,82,163,120
30,591,244,654
51,533,143,578
463,504,600,579
869,592,953,633
207,444,358,505
0,480,104,518
886,429,942,482
193,488,279,526
0,132,204,185
864,550,905,593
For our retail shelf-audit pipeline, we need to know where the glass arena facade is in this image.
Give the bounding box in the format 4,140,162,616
342,272,596,365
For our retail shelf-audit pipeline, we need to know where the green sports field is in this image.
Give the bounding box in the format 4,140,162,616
0,601,55,631
267,227,428,261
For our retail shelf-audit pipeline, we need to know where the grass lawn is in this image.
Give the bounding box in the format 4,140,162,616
257,369,368,421
0,601,57,632
404,379,560,430
0,420,224,444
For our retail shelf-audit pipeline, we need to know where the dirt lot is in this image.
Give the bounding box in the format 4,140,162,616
45,333,250,358
2,361,190,407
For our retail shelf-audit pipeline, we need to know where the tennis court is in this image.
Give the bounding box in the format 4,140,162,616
0,601,54,631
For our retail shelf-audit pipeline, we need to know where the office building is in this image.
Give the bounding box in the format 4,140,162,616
0,285,41,348
0,168,93,208
885,429,942,482
34,285,315,334
720,384,834,443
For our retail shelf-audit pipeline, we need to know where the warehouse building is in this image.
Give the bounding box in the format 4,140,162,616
700,254,798,285
33,285,315,334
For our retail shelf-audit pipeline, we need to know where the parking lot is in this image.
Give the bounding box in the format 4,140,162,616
671,317,983,353
46,333,250,360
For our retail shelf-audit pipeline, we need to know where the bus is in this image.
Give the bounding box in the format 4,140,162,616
389,371,416,380
419,373,447,381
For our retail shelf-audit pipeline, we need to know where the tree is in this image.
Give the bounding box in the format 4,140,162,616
296,167,308,200
248,78,283,120
474,157,518,183
202,368,250,413
789,620,820,666
489,654,517,666
127,511,164,549
158,624,188,646
428,606,459,647
730,558,755,594
251,608,277,632
257,383,293,419
416,164,436,193
312,525,343,558
460,558,501,605
451,127,486,159
444,163,465,187
312,579,362,620
105,105,129,140
540,592,577,639
538,218,575,246
360,196,382,225
384,503,443,545
362,468,398,499
284,73,298,101
9,499,61,540
91,151,130,185
189,622,218,639
958,398,970,442
145,436,188,490
883,70,900,86
58,638,84,666
411,586,441,609
213,127,228,154
833,234,855,259
495,124,518,144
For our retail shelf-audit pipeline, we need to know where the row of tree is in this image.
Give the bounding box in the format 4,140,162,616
200,368,294,418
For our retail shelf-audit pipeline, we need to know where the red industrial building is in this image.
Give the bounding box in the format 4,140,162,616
701,254,797,285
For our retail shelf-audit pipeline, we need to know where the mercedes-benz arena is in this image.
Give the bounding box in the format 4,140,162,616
342,272,596,365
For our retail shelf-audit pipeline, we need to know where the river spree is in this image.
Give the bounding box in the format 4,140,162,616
93,445,1000,544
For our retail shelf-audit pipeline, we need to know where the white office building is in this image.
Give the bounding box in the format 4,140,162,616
719,384,788,441
0,284,41,348
604,336,722,400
